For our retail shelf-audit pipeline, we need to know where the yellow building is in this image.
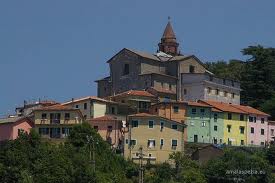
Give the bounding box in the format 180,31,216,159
125,113,186,164
200,100,248,146
33,104,84,139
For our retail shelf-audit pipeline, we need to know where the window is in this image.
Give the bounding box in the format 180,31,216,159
171,139,178,148
171,124,178,130
50,113,61,124
254,117,256,123
213,138,218,144
261,142,265,146
42,113,47,119
228,138,232,146
155,107,158,113
173,106,179,113
148,121,154,128
111,107,115,114
50,128,61,138
239,126,245,134
183,89,187,95
147,139,156,148
251,141,254,145
189,65,195,73
240,114,244,121
39,128,49,135
232,93,235,99
84,115,87,120
227,125,231,133
228,113,232,120
251,127,254,134
215,89,219,95
200,109,205,114
201,121,206,127
271,129,274,136
132,120,139,128
130,139,136,146
194,135,198,143
214,113,218,122
125,139,128,144
65,113,70,120
161,82,164,88
62,127,72,137
94,126,98,132
84,103,87,110
241,140,244,145
214,125,218,131
123,64,129,75
261,118,265,124
107,126,113,132
192,108,196,114
224,91,228,97
223,79,226,85
160,139,164,146
169,84,172,90
249,116,254,122
160,121,164,130
261,129,265,135
207,87,211,94
231,81,235,87
75,105,79,109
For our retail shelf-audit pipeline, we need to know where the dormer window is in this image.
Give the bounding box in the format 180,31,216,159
123,64,129,75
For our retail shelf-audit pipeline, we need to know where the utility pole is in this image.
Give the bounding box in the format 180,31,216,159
138,147,144,183
87,135,97,172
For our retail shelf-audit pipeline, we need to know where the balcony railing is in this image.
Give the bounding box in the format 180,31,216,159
50,119,61,124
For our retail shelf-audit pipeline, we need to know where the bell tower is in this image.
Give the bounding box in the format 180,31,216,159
158,17,179,56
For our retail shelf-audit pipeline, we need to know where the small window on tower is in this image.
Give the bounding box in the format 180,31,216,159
123,64,130,75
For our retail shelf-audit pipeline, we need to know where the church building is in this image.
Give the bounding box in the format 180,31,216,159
96,20,241,105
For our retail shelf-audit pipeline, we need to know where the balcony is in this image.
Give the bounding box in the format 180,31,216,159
50,119,61,124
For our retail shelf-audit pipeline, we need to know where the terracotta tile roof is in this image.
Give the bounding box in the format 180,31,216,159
187,101,211,108
35,104,76,111
113,90,155,98
62,96,116,105
199,100,247,114
162,21,176,39
89,115,120,121
231,105,270,116
0,116,33,125
212,107,223,112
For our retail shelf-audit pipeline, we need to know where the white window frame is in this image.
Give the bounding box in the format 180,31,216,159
147,139,156,148
171,139,178,149
130,139,137,146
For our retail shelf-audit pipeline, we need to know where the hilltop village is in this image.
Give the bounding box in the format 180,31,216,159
1,21,275,164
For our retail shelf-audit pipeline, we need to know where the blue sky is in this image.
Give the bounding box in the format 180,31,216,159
0,0,275,115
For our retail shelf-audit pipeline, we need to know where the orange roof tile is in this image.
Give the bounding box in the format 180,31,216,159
113,90,155,98
35,104,74,111
231,105,270,116
187,101,211,108
199,100,247,114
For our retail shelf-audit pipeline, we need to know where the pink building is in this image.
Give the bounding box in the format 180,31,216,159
232,105,270,146
268,121,275,145
0,116,34,141
89,115,124,150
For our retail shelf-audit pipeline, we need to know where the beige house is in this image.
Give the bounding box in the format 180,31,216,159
33,104,84,139
125,113,186,164
62,96,119,120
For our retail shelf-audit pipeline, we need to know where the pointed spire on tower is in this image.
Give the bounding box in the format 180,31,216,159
158,17,180,56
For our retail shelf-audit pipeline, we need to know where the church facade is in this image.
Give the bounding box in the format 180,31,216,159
96,21,241,105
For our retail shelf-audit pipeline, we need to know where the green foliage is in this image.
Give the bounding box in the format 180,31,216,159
266,145,275,166
204,148,272,183
0,124,134,183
